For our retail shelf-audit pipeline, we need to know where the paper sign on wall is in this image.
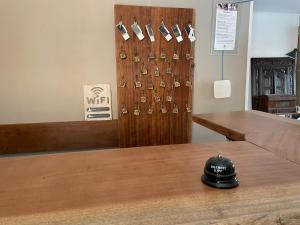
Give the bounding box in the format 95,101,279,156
83,84,112,121
214,3,238,51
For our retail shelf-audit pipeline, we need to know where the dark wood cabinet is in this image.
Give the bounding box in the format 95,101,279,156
251,58,296,114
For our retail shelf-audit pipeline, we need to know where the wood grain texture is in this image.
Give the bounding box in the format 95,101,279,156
114,5,195,147
193,110,300,164
0,142,300,225
0,120,119,154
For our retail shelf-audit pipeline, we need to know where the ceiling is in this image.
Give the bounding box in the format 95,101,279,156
253,0,300,14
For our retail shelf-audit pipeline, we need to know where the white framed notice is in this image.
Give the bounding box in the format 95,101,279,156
214,3,238,51
83,84,112,121
210,0,240,55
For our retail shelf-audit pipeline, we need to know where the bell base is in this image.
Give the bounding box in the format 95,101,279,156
201,175,239,189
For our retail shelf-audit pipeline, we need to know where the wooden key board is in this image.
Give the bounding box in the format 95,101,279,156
114,4,195,147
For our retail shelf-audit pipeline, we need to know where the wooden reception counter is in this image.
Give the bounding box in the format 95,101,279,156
193,110,300,165
1,142,300,224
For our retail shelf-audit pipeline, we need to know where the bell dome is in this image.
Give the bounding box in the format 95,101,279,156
202,153,239,189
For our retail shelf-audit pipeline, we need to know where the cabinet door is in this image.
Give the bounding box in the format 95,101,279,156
286,66,296,95
274,68,295,95
261,69,274,95
274,70,286,95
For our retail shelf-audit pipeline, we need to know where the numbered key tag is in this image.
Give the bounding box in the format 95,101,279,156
134,107,141,116
161,105,167,114
133,55,140,63
146,23,155,42
140,96,147,103
154,66,160,77
184,24,196,43
186,104,192,113
135,81,142,88
116,21,130,41
186,52,193,60
166,64,172,75
133,47,140,63
172,104,179,114
135,75,142,88
119,76,127,88
159,21,172,41
172,24,183,43
121,106,128,115
148,51,156,60
147,106,154,115
160,48,167,60
141,63,148,75
173,55,179,61
140,90,147,103
120,49,127,60
186,80,193,88
147,79,154,90
154,91,161,103
166,95,172,102
131,21,144,41
173,49,180,60
160,80,166,88
174,79,181,88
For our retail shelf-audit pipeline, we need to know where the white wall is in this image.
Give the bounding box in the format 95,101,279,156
0,0,253,143
251,12,299,57
254,0,300,14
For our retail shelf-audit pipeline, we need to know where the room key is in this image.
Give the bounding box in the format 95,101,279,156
161,105,167,114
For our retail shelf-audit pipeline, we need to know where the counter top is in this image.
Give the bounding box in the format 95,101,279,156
193,110,300,164
1,142,300,224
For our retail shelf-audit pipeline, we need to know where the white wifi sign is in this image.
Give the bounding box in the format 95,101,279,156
84,84,112,121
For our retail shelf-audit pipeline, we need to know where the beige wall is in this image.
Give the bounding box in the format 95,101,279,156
0,0,252,143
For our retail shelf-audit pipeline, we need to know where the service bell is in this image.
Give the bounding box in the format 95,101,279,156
202,153,239,189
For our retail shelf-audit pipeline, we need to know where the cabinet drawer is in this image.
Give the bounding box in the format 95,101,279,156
268,107,296,114
268,100,296,108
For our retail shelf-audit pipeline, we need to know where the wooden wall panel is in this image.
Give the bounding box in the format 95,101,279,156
114,4,195,147
0,120,119,154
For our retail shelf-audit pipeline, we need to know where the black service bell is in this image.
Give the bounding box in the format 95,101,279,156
202,153,239,189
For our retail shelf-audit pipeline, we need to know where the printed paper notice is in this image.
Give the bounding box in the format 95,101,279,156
214,3,238,51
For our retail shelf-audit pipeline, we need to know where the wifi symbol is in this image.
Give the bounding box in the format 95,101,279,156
91,87,104,95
